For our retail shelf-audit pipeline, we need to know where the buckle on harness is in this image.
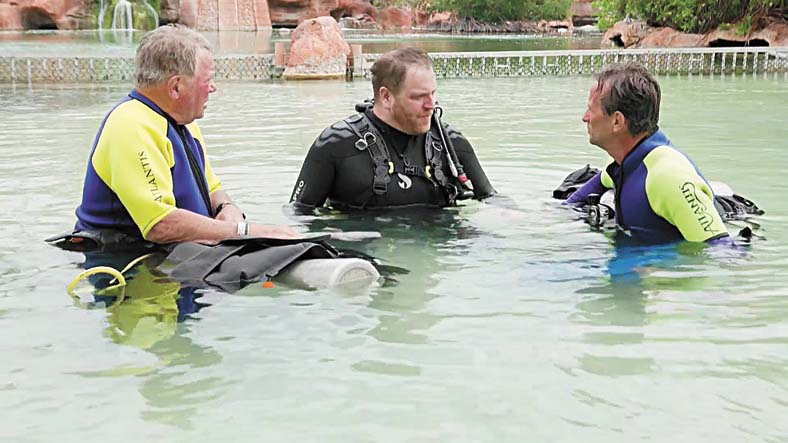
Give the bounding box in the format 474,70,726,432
373,164,391,194
355,132,376,151
431,141,443,152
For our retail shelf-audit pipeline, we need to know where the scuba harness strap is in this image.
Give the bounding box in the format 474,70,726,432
344,100,475,203
344,112,392,195
433,107,475,200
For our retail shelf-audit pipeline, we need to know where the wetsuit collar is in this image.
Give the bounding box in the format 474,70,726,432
619,128,671,174
129,89,183,128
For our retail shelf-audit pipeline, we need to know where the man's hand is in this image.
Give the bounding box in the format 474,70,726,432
215,203,245,223
249,224,302,239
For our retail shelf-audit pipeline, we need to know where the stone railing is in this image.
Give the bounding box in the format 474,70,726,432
0,55,277,83
365,47,788,78
1,47,787,83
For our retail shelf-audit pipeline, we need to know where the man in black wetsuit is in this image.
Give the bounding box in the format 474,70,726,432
290,47,498,211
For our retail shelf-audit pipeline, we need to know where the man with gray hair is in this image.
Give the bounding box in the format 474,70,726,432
74,25,298,246
566,62,729,244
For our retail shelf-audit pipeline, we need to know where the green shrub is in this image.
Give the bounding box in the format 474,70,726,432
594,0,787,33
431,0,573,21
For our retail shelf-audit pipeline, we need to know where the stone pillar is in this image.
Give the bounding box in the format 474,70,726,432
350,43,363,77
179,0,198,27
253,0,271,28
217,0,239,30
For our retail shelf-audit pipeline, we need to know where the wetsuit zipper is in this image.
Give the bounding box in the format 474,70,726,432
177,125,214,218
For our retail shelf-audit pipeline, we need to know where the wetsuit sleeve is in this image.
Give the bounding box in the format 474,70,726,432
644,146,729,242
91,111,178,238
446,125,496,199
188,122,222,193
565,172,606,205
565,160,615,205
289,128,336,209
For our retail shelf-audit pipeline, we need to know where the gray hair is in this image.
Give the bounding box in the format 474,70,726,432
594,62,661,135
135,24,213,89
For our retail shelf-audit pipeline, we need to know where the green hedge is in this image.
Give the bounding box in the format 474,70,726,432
378,0,573,21
594,0,787,33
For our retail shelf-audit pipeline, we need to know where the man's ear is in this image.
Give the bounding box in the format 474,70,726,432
611,110,628,134
378,86,393,110
167,75,181,100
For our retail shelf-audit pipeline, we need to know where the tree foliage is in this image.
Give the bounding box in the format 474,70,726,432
594,0,788,33
378,0,573,21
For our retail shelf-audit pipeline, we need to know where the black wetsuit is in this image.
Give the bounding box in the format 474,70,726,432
290,109,496,210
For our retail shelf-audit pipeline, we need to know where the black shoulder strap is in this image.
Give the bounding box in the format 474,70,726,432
344,113,393,195
424,127,443,181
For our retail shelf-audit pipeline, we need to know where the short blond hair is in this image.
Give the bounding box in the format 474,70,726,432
135,24,212,88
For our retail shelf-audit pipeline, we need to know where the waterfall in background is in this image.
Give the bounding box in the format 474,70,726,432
111,0,133,30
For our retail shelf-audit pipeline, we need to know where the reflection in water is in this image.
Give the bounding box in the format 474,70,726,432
572,240,741,377
0,30,602,57
73,252,223,429
298,207,483,374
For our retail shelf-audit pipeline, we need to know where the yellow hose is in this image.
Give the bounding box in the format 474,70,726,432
109,253,154,285
67,252,154,299
67,266,127,296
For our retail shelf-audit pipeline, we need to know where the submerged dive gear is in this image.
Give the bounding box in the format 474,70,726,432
45,229,157,253
51,230,386,293
556,160,764,240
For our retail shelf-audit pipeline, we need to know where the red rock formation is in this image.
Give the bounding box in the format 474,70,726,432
0,0,89,30
378,6,411,30
570,0,596,26
284,15,350,79
602,21,649,48
702,19,788,47
537,19,573,32
639,27,702,48
333,0,374,20
0,4,24,29
160,0,181,24
268,0,338,27
604,19,788,48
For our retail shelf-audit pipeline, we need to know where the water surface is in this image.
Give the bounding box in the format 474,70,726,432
0,29,602,57
0,73,787,441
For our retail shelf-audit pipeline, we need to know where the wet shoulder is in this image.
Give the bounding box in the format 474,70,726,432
644,145,708,199
442,122,473,152
313,118,358,152
101,99,167,144
643,145,698,180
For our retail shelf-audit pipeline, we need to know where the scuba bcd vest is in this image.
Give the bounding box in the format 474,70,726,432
554,165,765,239
344,100,475,205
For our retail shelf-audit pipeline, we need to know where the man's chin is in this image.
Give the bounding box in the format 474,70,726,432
415,121,431,134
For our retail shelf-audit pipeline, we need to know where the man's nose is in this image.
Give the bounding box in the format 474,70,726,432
582,111,589,123
209,80,217,93
424,97,435,109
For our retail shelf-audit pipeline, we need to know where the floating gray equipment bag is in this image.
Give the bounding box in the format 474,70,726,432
160,235,380,292
49,231,385,292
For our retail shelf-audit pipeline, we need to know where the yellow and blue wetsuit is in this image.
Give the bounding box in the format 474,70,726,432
75,90,221,239
567,130,729,244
